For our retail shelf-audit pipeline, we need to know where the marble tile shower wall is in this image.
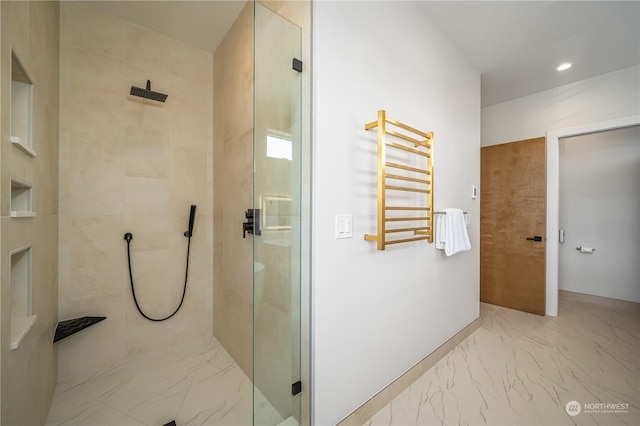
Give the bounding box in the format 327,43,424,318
213,1,255,378
212,1,310,389
1,1,60,424
58,2,214,379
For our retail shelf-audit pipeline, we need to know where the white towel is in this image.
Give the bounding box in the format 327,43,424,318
441,208,471,256
434,213,445,249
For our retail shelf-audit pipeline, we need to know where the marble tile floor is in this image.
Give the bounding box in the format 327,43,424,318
365,291,640,426
45,335,284,426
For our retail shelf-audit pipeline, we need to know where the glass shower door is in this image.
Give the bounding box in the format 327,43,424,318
253,2,302,425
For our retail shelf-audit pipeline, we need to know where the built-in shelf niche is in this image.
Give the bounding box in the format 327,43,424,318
11,52,36,158
10,246,36,350
11,178,36,217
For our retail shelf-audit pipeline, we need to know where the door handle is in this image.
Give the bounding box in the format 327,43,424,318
526,236,542,242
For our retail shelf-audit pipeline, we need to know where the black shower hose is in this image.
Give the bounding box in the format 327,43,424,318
124,232,191,322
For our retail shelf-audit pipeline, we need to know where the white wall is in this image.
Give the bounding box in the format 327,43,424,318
482,65,640,315
559,126,640,302
313,2,481,424
482,65,640,147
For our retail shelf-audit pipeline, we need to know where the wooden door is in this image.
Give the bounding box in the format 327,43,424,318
480,137,546,315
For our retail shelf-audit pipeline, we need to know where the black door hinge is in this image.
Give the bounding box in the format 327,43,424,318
292,58,303,73
292,380,302,396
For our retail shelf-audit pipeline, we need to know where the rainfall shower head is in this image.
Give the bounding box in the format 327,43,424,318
130,80,168,103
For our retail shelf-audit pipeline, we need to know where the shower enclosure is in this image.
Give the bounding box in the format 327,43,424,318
213,1,309,424
253,3,305,423
0,0,310,424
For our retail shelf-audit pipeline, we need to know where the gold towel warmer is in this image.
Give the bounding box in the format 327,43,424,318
364,110,433,250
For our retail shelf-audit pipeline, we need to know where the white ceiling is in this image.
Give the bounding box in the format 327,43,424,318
89,0,640,108
418,1,640,107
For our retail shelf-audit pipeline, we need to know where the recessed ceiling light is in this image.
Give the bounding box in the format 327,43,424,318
557,63,572,71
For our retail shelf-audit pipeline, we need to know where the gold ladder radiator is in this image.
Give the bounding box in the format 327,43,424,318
364,110,434,250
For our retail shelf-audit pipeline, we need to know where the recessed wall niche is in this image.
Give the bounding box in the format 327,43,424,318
10,246,36,350
10,178,35,217
11,51,36,158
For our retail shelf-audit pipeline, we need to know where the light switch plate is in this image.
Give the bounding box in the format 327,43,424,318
335,214,353,239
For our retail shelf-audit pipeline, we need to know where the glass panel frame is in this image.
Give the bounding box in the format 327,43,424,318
253,2,303,424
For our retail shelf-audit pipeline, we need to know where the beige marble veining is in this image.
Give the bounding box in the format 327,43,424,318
124,127,170,179
365,292,640,426
1,1,60,423
212,12,309,424
260,0,311,35
212,0,255,379
70,2,125,60
58,1,214,378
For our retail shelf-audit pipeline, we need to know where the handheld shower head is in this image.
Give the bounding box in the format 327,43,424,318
186,205,196,238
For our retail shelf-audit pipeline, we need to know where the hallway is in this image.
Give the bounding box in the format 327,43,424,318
366,292,639,425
